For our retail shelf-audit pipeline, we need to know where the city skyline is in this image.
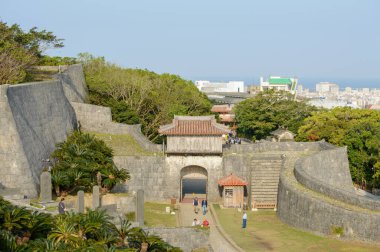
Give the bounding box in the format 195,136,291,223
1,0,379,88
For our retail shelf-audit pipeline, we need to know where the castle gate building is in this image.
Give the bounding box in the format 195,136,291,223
159,116,230,202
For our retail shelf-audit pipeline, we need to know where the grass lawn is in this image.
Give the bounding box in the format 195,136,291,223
92,132,155,156
144,202,177,227
213,204,380,252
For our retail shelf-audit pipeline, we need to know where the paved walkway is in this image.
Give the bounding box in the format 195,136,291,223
179,202,240,252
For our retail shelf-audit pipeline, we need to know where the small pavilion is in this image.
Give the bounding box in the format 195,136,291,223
270,127,295,142
218,173,247,208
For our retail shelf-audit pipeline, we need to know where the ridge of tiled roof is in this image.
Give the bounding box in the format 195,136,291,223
218,173,247,186
159,115,230,135
211,104,234,113
270,128,295,136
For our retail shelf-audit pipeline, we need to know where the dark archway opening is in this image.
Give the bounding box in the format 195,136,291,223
180,166,208,203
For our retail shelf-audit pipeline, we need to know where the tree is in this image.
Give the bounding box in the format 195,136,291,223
78,53,212,143
0,21,63,84
234,90,318,140
0,197,181,251
51,131,129,193
297,107,380,188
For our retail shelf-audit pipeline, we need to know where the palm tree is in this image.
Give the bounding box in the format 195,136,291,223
101,166,130,191
0,229,17,252
26,211,52,239
81,209,115,240
48,216,81,248
51,171,70,196
2,207,30,233
114,218,132,247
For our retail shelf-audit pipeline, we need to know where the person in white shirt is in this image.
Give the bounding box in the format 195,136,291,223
242,211,247,228
192,218,200,226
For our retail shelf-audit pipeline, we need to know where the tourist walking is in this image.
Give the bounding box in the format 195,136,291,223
58,198,66,214
242,211,247,228
193,197,199,214
201,199,208,215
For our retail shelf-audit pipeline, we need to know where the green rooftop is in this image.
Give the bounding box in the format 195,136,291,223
269,78,292,85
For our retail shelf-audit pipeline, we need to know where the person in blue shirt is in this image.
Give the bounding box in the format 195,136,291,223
201,199,208,215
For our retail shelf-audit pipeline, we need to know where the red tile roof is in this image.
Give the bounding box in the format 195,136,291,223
218,173,247,186
211,104,234,113
219,114,235,123
159,116,230,136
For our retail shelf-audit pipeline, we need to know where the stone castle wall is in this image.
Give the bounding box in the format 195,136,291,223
0,81,77,197
0,85,36,195
144,227,209,252
71,102,161,153
294,147,380,211
56,64,88,103
277,147,380,242
0,65,87,197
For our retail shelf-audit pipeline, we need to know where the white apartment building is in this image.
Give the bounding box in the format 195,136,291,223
259,76,298,94
195,80,245,93
316,82,339,93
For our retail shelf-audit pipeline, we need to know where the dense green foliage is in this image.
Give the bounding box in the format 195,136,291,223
297,107,380,188
38,55,77,66
79,53,212,143
234,90,318,140
0,21,63,84
0,197,181,251
51,131,129,195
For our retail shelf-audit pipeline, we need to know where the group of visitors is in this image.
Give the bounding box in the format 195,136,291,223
192,218,209,227
224,133,241,145
192,197,209,227
193,197,208,215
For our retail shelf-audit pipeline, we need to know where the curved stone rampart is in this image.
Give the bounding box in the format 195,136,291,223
294,148,380,210
277,150,380,242
223,141,328,154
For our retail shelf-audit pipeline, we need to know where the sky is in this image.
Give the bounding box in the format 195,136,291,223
1,0,379,89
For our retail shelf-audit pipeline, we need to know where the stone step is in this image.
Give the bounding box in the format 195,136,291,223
253,198,277,202
252,163,282,165
252,168,282,171
252,192,278,196
252,174,280,176
251,181,279,185
253,197,278,201
252,178,279,181
251,185,278,189
252,163,282,166
252,161,282,165
252,169,281,172
252,191,278,194
252,190,278,194
252,174,280,177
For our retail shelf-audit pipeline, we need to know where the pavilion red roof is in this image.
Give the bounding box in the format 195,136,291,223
219,114,235,123
211,104,234,113
218,173,247,186
159,116,230,136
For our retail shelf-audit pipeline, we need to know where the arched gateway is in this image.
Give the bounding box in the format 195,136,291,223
159,116,230,202
180,166,208,202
